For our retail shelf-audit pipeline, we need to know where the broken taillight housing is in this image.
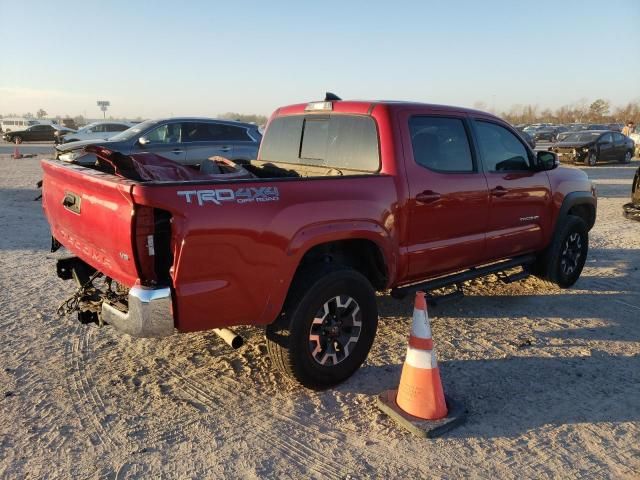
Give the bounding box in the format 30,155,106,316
133,206,172,287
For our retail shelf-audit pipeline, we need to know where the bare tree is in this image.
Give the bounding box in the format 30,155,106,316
589,99,610,120
219,112,268,125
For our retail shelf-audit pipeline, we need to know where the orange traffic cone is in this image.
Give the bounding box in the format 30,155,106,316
396,291,448,419
376,291,465,438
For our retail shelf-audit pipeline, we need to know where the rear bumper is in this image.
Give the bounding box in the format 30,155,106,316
101,286,175,337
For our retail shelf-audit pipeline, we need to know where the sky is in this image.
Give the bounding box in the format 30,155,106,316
1,0,639,119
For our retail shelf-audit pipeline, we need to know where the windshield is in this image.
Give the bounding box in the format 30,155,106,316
78,122,101,132
109,119,158,141
563,132,601,142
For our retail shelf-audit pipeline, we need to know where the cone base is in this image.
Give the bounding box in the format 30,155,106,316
376,389,466,439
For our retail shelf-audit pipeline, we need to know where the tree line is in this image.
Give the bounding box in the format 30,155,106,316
475,99,640,125
3,99,639,127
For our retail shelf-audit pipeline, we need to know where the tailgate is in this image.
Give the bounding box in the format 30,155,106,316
41,159,140,286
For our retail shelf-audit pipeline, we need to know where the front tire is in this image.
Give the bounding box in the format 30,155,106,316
622,150,632,164
543,215,588,288
265,265,378,389
585,151,597,166
13,136,22,144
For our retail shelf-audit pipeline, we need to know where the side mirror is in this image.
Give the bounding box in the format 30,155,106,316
138,136,150,146
536,151,559,171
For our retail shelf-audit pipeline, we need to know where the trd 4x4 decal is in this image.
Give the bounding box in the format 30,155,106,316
177,187,280,206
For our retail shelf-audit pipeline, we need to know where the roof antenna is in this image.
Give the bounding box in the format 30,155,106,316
325,92,342,101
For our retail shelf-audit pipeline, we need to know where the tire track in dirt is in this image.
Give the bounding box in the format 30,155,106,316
157,360,351,479
63,326,122,451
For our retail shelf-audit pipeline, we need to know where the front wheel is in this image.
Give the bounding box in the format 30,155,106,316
265,265,378,389
543,215,589,288
13,136,22,144
622,150,632,164
585,151,597,166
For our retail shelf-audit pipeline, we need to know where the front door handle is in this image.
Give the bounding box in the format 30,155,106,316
416,190,442,204
491,186,509,197
171,149,184,154
219,146,231,152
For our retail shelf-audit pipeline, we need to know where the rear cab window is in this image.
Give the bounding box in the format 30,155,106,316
259,114,380,172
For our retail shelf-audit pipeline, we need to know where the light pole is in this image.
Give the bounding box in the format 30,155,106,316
97,100,110,119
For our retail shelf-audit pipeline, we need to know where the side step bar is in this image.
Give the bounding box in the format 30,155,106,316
391,254,536,300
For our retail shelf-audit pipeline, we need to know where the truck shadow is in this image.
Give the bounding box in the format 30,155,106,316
345,351,640,439
355,257,640,438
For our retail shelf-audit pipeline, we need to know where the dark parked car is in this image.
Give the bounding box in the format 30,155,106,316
586,123,608,131
622,166,640,220
55,117,262,166
533,127,559,142
519,130,536,149
608,123,624,132
550,130,634,166
2,124,57,143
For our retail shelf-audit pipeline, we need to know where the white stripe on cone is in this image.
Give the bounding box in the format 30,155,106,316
404,346,438,369
411,307,432,339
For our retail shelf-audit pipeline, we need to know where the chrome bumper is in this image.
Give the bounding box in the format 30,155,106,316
101,286,175,337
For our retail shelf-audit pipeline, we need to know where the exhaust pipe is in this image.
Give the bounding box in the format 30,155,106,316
213,328,244,349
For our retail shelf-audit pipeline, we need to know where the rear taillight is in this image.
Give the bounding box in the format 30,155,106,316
134,206,172,287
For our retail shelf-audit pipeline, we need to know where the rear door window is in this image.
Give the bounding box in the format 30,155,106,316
182,122,251,142
260,115,379,171
218,124,251,141
409,116,474,172
599,133,613,143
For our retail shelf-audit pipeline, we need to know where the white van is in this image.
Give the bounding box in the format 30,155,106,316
0,117,39,133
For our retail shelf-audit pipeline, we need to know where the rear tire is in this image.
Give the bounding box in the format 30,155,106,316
541,215,588,288
265,265,378,389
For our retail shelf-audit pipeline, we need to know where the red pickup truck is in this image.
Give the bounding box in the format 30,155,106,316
42,96,597,388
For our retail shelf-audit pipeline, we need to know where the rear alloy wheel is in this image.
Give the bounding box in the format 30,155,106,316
585,151,597,166
622,150,632,164
265,265,378,389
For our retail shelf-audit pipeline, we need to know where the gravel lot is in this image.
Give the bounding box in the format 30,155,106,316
0,154,639,479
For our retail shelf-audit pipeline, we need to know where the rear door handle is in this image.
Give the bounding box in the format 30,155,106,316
491,186,508,197
219,146,231,152
415,190,442,204
171,149,184,154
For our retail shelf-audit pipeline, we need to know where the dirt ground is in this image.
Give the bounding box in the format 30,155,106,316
1,154,639,479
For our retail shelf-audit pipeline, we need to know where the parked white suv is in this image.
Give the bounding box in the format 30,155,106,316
0,117,39,133
59,121,134,143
